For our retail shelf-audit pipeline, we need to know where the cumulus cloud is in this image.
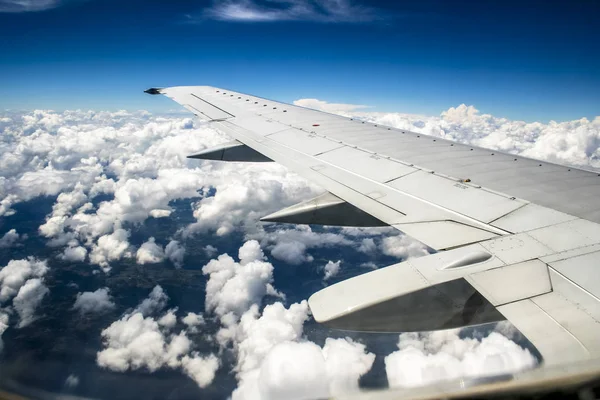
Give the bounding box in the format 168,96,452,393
0,229,23,248
201,243,376,399
89,229,132,272
380,235,430,260
357,238,377,254
0,258,48,302
136,237,165,265
13,278,49,328
204,244,218,257
238,240,265,265
97,286,219,388
249,338,375,399
202,240,281,319
184,165,321,237
60,241,87,262
181,353,220,388
0,258,49,329
64,374,79,388
384,329,537,388
254,225,354,265
165,240,185,267
182,312,205,330
73,287,115,315
98,312,186,372
322,260,341,280
136,285,169,316
0,309,9,352
226,302,375,400
270,241,313,265
158,309,178,329
202,0,379,23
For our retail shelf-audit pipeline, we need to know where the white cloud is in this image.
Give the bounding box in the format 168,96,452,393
182,312,205,329
384,329,537,388
323,260,341,280
181,353,220,388
184,164,320,238
197,243,377,398
97,286,219,388
136,285,169,316
202,240,280,319
321,337,376,395
228,302,375,400
270,241,313,265
357,238,377,254
380,235,430,260
158,309,178,329
203,0,379,23
204,244,218,257
0,258,49,330
0,229,23,248
73,287,116,315
238,239,265,265
89,229,132,272
97,312,180,372
165,240,185,267
255,225,354,266
136,237,165,265
359,261,378,269
149,209,172,218
13,278,49,328
0,258,48,302
60,241,87,262
0,309,9,353
64,374,79,388
0,0,62,13
253,341,329,400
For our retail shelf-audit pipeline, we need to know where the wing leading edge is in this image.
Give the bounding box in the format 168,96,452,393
148,85,600,394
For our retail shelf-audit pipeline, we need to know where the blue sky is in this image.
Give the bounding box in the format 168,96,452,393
0,0,598,122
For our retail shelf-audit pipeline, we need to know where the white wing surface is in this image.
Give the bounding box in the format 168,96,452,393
148,85,600,396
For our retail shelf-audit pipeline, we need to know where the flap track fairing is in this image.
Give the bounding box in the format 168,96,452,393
187,140,272,162
261,192,387,227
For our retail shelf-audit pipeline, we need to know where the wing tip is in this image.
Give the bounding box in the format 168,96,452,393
144,88,163,95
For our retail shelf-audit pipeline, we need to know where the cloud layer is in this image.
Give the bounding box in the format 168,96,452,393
0,0,62,12
2,100,595,397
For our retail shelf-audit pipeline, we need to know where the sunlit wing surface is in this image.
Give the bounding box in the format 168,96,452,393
148,86,600,397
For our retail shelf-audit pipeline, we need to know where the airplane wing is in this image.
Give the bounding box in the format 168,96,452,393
147,85,600,396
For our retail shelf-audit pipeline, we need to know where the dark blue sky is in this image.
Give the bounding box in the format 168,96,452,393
1,0,598,121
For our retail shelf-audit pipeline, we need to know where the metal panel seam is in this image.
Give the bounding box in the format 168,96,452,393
504,299,590,358
547,266,600,321
190,93,235,118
